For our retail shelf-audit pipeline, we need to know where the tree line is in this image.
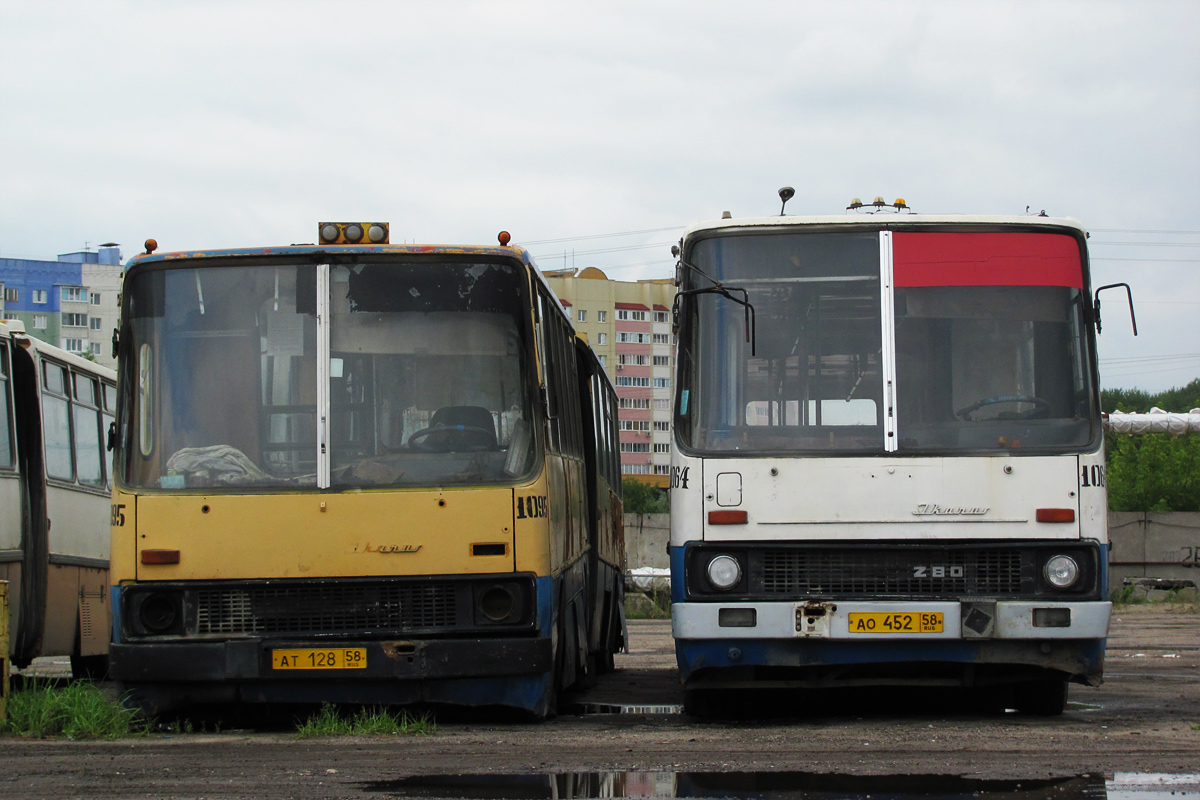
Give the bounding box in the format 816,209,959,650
1102,378,1200,512
622,379,1200,514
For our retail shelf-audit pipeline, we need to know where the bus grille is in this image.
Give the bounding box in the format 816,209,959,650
759,548,1024,597
195,582,459,635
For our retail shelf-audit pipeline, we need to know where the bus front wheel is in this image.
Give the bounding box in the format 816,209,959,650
1012,678,1068,716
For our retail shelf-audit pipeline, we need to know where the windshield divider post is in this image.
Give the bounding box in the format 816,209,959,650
316,263,331,489
879,232,898,452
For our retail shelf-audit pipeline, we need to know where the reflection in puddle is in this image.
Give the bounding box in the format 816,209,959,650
1110,773,1200,800
566,702,685,716
1066,702,1102,712
357,771,1200,799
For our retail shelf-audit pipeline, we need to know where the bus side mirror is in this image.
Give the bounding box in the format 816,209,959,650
1093,283,1138,336
107,421,117,452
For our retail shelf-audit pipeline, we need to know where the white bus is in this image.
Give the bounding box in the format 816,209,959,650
669,199,1132,716
1,320,115,678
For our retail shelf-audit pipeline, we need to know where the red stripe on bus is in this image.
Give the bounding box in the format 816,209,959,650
893,232,1083,289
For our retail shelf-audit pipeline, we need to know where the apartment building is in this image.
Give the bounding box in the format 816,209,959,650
543,267,675,486
0,245,122,369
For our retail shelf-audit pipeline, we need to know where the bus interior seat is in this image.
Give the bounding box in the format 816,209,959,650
430,405,498,448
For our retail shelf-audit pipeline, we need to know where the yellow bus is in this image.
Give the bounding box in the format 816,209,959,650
108,224,624,718
1,320,115,679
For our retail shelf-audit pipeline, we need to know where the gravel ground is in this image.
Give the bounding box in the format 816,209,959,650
1,604,1197,799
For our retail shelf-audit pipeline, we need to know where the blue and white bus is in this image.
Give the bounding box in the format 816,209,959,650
1,320,115,679
669,199,1129,716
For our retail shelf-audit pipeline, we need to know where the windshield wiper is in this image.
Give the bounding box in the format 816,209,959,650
672,256,757,356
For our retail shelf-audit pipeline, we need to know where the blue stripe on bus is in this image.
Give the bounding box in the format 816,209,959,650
537,575,555,637
669,545,688,604
676,637,1107,679
110,586,122,644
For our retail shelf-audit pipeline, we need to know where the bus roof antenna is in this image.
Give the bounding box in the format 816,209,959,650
778,187,795,215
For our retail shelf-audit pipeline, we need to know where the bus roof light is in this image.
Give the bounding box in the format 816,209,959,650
893,198,908,209
144,239,158,254
778,186,795,215
318,222,389,245
498,231,512,246
847,198,863,209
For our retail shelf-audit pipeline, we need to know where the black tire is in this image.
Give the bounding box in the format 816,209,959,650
1013,678,1068,716
683,688,714,718
70,653,110,681
684,688,744,719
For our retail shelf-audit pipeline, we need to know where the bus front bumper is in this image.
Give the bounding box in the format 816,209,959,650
110,636,552,684
673,600,1111,686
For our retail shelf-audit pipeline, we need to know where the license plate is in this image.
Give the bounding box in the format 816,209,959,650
847,612,943,634
271,648,367,670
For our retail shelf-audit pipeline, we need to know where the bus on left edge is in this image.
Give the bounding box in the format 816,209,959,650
1,319,116,679
107,224,624,718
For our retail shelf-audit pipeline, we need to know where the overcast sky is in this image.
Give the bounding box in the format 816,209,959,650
1,0,1196,394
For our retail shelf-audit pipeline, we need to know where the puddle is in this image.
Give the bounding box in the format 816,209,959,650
1066,702,1103,712
1110,773,1200,800
566,702,684,716
356,771,1200,799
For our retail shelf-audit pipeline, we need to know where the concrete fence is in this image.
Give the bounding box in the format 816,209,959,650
623,512,1200,596
1109,512,1200,598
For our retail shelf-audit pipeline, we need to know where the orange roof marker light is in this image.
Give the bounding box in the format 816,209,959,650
497,230,512,247
144,239,158,254
318,222,389,245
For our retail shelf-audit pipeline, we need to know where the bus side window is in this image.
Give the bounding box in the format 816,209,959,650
72,372,104,487
102,381,116,488
0,343,12,469
41,360,74,480
138,343,154,457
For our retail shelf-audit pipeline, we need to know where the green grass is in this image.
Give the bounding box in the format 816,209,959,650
625,588,672,620
294,703,436,739
1112,583,1200,608
1111,583,1147,606
1,681,146,740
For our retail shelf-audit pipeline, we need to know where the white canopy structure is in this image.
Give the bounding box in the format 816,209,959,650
1103,408,1200,435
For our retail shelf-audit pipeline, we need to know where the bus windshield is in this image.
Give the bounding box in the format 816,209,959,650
122,259,537,491
675,229,1097,456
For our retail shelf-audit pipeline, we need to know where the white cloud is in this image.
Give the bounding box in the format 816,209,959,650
1,0,1197,390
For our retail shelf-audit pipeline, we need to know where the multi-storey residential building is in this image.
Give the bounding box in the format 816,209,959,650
0,244,122,368
543,267,675,486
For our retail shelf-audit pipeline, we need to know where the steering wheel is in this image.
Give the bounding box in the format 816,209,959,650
407,425,495,453
955,395,1053,421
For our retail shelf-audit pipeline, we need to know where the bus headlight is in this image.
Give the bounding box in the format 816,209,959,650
706,555,742,591
472,580,531,626
138,592,182,634
1043,555,1080,589
479,584,516,622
